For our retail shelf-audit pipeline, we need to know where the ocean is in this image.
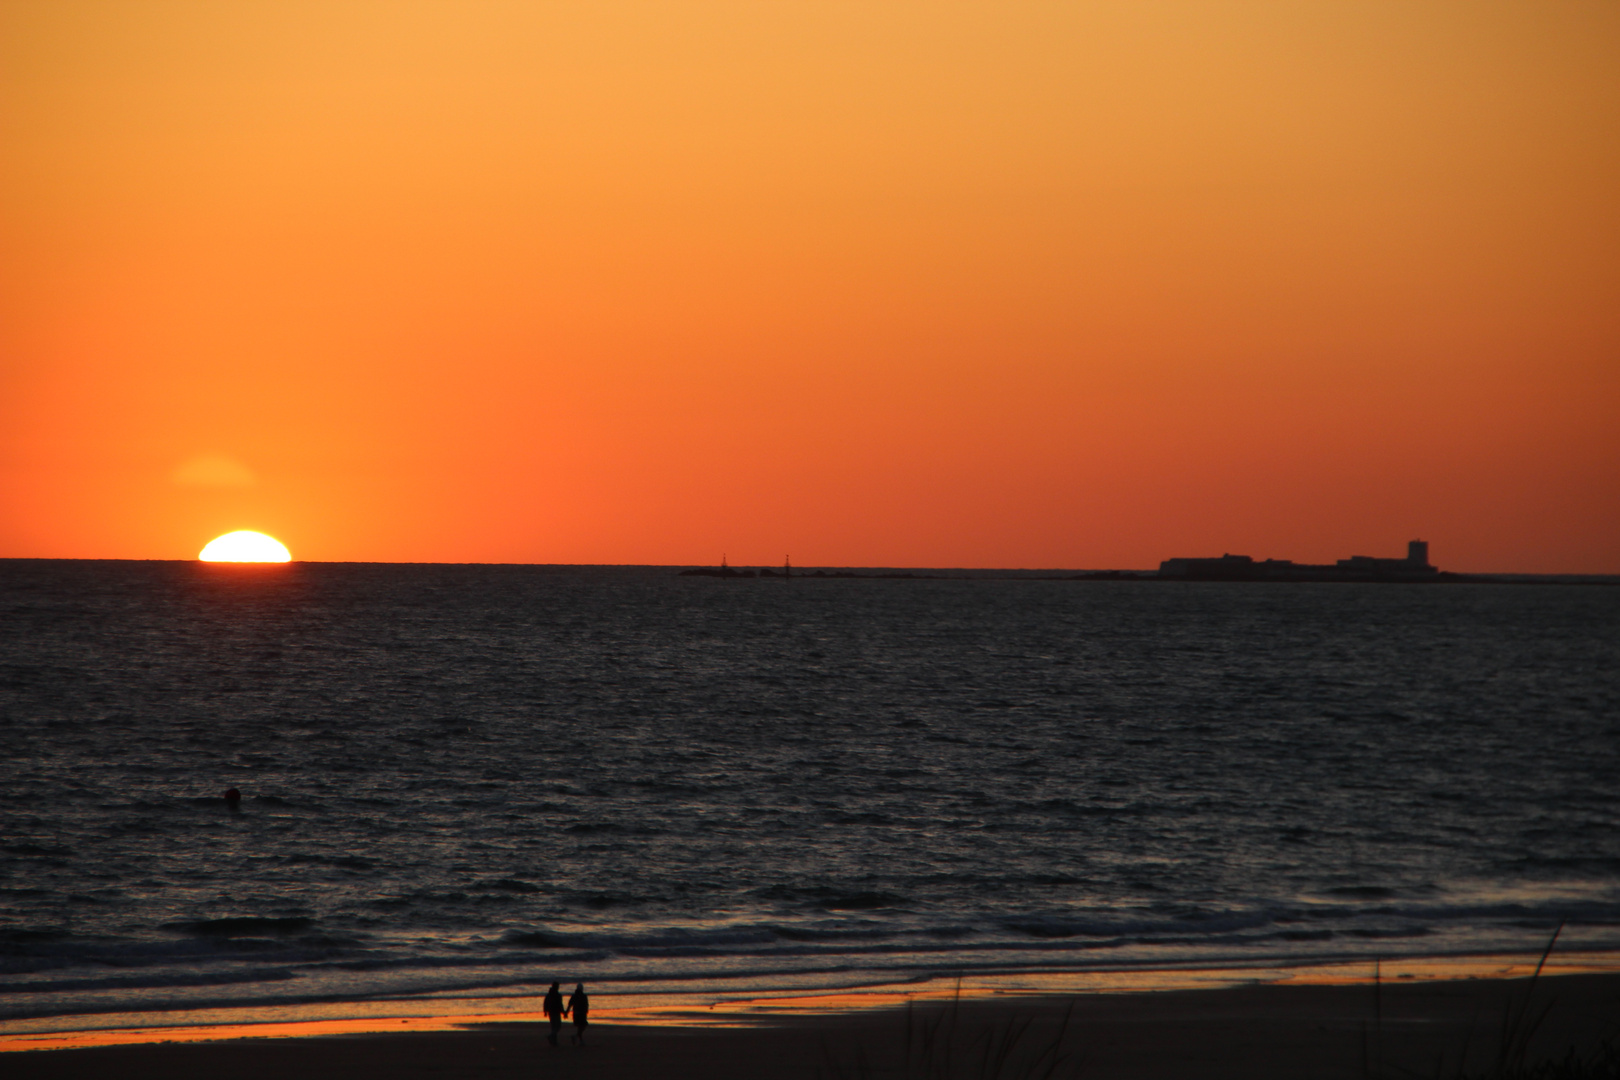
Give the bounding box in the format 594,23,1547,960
2,561,1618,1033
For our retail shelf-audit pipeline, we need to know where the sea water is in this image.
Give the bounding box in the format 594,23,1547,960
2,561,1617,1030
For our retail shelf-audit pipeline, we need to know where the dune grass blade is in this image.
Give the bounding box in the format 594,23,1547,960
1440,921,1618,1080
1497,922,1565,1076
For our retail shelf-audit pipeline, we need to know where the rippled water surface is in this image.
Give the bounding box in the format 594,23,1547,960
2,561,1617,1026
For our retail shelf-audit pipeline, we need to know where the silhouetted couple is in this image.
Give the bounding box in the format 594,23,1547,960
543,982,589,1046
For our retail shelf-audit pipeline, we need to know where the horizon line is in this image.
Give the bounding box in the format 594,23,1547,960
3,556,1618,581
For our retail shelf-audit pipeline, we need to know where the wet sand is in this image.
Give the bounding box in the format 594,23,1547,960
6,972,1618,1080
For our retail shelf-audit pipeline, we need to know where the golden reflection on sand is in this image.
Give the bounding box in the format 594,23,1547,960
5,952,1616,1054
1276,952,1620,986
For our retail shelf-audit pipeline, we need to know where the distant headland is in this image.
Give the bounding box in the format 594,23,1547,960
1158,539,1442,582
675,543,1615,584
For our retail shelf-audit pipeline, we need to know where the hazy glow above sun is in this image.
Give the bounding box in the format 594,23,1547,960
199,531,291,562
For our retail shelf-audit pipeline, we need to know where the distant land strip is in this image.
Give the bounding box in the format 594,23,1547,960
677,567,1620,585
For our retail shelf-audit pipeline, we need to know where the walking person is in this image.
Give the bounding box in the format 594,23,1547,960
566,982,589,1045
542,982,565,1047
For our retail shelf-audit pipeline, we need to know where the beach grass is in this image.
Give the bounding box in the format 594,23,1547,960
1349,925,1619,1080
1447,925,1620,1080
818,981,1077,1080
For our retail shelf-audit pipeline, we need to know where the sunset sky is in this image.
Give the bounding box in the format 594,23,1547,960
2,2,1616,570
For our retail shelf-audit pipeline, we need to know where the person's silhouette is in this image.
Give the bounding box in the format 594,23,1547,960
567,982,589,1045
542,981,565,1046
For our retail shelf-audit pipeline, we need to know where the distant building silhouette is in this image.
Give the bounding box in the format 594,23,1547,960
1159,540,1440,582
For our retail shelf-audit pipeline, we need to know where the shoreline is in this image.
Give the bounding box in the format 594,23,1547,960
5,948,1617,1055
5,969,1617,1080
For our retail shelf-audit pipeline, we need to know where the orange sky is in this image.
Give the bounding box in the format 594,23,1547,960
2,2,1616,570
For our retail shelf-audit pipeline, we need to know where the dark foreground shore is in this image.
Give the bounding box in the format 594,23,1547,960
7,973,1618,1080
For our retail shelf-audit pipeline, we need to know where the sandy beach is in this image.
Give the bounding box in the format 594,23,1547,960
6,968,1617,1080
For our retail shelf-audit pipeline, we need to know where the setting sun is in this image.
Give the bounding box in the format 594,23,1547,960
198,531,292,563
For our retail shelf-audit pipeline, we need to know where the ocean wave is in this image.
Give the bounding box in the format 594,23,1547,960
8,893,1619,981
0,931,372,976
173,917,316,937
0,968,299,997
